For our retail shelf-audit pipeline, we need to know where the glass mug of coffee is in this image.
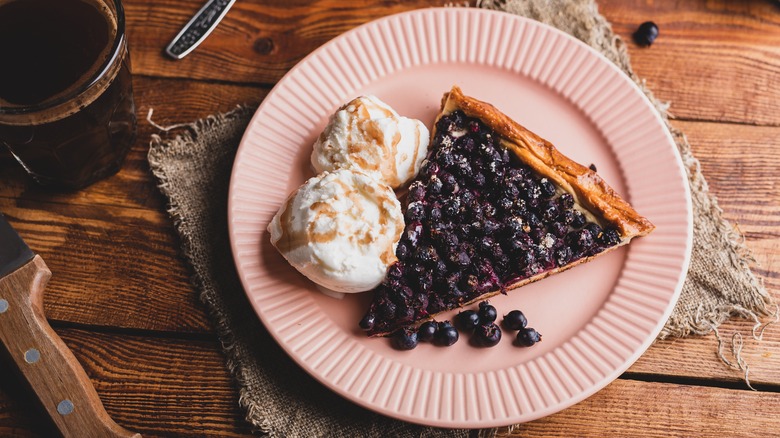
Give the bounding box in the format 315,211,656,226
0,0,136,190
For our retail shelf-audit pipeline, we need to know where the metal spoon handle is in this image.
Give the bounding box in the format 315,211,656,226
165,0,236,60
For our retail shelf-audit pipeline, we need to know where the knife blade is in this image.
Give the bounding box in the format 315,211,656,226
0,214,140,437
0,215,34,278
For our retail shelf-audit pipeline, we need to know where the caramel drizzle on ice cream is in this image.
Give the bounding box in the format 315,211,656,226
324,96,426,189
273,171,403,268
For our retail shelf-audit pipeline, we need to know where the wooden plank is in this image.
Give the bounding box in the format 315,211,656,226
125,0,447,84
673,120,780,294
598,0,780,126
0,329,251,437
121,0,780,125
626,120,780,385
0,202,212,333
0,257,140,437
2,328,780,437
503,378,780,437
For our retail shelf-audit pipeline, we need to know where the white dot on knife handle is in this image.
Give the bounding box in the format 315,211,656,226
57,399,74,416
24,348,40,363
0,298,7,313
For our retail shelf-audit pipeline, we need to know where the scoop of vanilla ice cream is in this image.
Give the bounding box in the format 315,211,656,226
311,96,430,189
268,169,404,293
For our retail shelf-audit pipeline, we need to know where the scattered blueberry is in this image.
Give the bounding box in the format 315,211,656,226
435,321,459,346
633,21,659,47
516,327,542,347
589,163,598,172
475,323,502,347
502,310,528,331
417,321,438,342
455,310,481,331
478,301,497,323
429,206,442,222
392,327,419,350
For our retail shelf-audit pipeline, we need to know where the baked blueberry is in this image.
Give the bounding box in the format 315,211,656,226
600,228,621,246
359,312,376,331
539,178,556,199
406,202,426,221
558,193,574,210
570,210,587,229
408,182,426,202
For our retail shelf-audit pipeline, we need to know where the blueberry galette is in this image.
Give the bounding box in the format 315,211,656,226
360,86,655,336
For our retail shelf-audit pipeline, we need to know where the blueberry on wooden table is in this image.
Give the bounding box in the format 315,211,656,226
633,21,659,47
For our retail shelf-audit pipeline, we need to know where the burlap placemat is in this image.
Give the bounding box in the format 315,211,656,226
148,0,775,436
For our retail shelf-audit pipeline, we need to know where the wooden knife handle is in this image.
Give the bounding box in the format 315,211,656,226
0,256,140,438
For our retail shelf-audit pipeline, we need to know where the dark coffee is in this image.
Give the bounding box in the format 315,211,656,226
0,0,136,190
0,0,110,105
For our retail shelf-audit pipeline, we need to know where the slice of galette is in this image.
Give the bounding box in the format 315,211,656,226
360,86,655,336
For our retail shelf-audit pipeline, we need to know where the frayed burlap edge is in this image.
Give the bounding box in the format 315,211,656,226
148,106,277,435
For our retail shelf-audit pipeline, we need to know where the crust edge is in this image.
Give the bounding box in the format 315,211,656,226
438,86,655,239
368,241,628,337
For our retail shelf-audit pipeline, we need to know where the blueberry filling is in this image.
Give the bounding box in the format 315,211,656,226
362,110,621,335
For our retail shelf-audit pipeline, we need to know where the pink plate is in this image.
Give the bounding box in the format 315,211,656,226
228,8,692,428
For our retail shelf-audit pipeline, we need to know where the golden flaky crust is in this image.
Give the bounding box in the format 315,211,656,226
437,86,655,239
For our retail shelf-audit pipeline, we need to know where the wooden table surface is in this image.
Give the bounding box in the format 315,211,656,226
2,0,779,436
